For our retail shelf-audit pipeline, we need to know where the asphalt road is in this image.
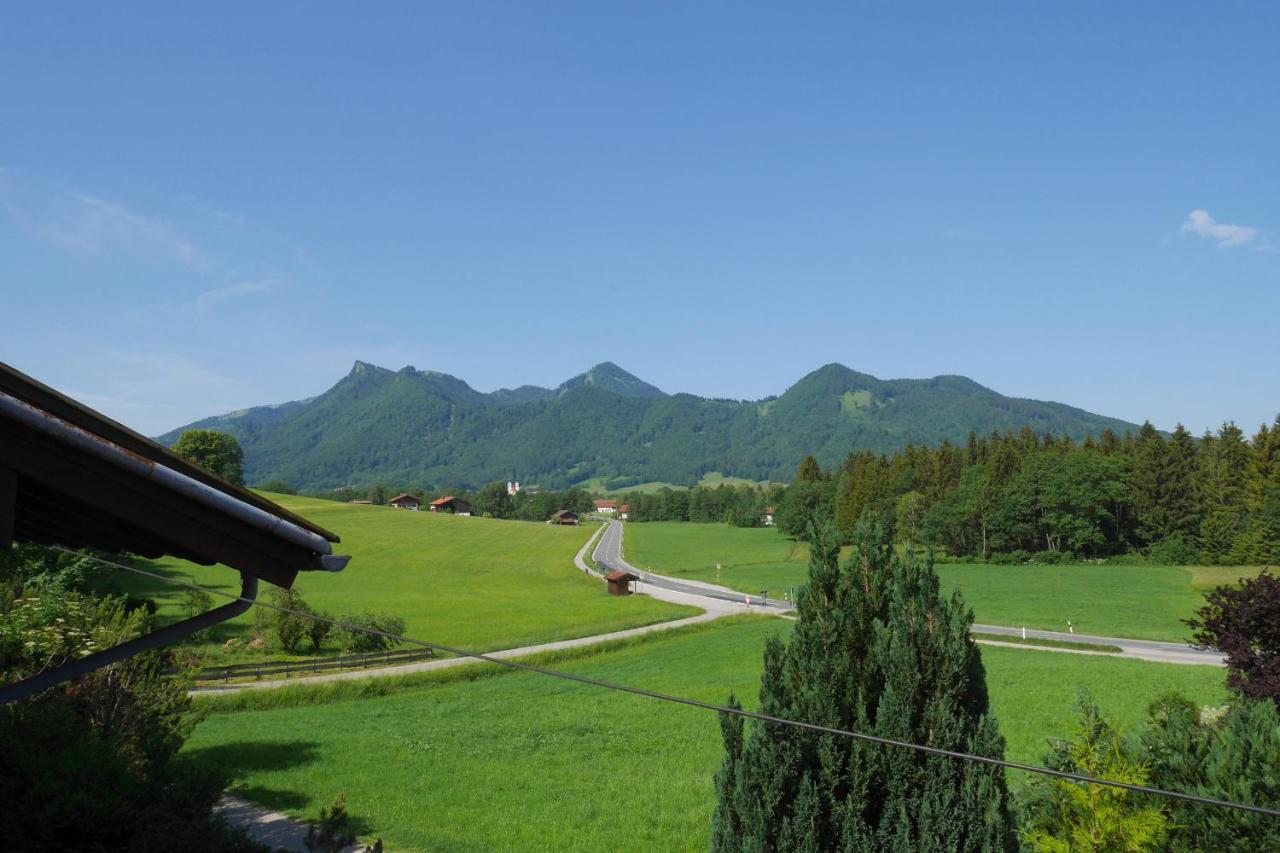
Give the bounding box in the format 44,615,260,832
591,518,1224,666
592,517,793,613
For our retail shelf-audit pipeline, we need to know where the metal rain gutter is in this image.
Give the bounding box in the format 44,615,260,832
0,573,258,705
0,390,342,563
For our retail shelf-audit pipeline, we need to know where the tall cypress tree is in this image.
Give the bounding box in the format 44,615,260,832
712,521,1015,851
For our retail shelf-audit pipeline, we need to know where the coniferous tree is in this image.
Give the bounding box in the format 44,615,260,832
1130,422,1167,543
1143,692,1280,849
1163,424,1202,541
1200,423,1253,512
1098,428,1121,456
795,455,824,484
1198,424,1254,562
712,521,1015,851
1247,416,1280,512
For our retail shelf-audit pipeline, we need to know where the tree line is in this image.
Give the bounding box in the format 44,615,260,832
775,419,1280,564
310,481,599,522
619,483,787,526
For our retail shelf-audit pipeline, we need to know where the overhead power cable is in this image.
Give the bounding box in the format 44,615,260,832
51,547,1280,820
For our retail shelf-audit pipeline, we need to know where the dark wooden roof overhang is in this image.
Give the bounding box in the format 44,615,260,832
0,362,353,704
0,361,347,589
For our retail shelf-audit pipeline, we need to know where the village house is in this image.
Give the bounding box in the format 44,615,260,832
548,509,579,525
429,496,472,516
763,506,776,526
619,503,630,520
593,499,617,514
388,493,420,510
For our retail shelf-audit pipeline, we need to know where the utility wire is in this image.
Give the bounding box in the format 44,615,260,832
57,547,1280,819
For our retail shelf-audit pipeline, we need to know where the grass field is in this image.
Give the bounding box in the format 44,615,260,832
108,496,695,662
185,617,1228,851
625,521,808,599
572,472,777,496
623,522,1266,641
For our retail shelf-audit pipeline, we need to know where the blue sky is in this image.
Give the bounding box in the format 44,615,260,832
2,3,1276,436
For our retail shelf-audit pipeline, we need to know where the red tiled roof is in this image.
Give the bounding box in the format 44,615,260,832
593,499,617,509
430,496,456,506
389,493,418,504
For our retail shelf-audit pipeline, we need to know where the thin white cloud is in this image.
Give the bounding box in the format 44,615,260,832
1181,209,1260,249
1,175,212,271
193,277,281,311
59,349,246,435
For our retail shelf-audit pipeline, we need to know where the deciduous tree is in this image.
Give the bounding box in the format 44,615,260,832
1187,570,1280,703
172,429,245,484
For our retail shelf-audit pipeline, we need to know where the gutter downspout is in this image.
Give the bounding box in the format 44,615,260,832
0,572,258,705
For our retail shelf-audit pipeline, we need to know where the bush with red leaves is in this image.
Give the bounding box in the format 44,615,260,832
1187,571,1280,703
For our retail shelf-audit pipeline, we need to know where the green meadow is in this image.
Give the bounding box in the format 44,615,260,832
185,617,1228,851
572,471,777,496
110,495,695,661
623,522,1263,641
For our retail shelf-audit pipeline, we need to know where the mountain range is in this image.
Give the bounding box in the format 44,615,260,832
158,361,1141,491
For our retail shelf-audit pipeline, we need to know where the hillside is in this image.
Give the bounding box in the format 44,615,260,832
159,361,1140,490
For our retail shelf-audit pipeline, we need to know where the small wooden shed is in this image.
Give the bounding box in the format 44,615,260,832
606,570,638,596
548,509,579,525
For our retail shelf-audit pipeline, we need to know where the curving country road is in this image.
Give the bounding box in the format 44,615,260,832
592,516,793,613
590,518,1224,666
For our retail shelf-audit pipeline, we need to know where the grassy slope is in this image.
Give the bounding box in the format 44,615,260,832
573,472,777,496
623,522,1267,641
185,617,1227,851
112,496,694,660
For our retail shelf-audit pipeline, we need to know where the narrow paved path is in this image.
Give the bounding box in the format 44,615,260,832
594,519,1224,667
217,795,368,852
198,609,723,694
972,624,1222,666
198,523,734,695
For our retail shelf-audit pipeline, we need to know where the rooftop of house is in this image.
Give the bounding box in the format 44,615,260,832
0,360,348,592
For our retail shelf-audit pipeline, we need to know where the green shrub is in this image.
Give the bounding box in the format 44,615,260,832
1019,692,1168,851
1147,535,1200,565
337,613,408,654
267,587,313,653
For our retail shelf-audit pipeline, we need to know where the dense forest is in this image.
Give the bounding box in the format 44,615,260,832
617,419,1280,565
161,360,1138,490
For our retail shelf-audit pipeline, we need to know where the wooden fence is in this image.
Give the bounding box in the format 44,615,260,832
173,646,437,686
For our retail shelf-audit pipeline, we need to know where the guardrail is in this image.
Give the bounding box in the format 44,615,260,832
173,647,437,685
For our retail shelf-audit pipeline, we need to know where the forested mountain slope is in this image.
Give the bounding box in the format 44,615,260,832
158,361,1139,490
